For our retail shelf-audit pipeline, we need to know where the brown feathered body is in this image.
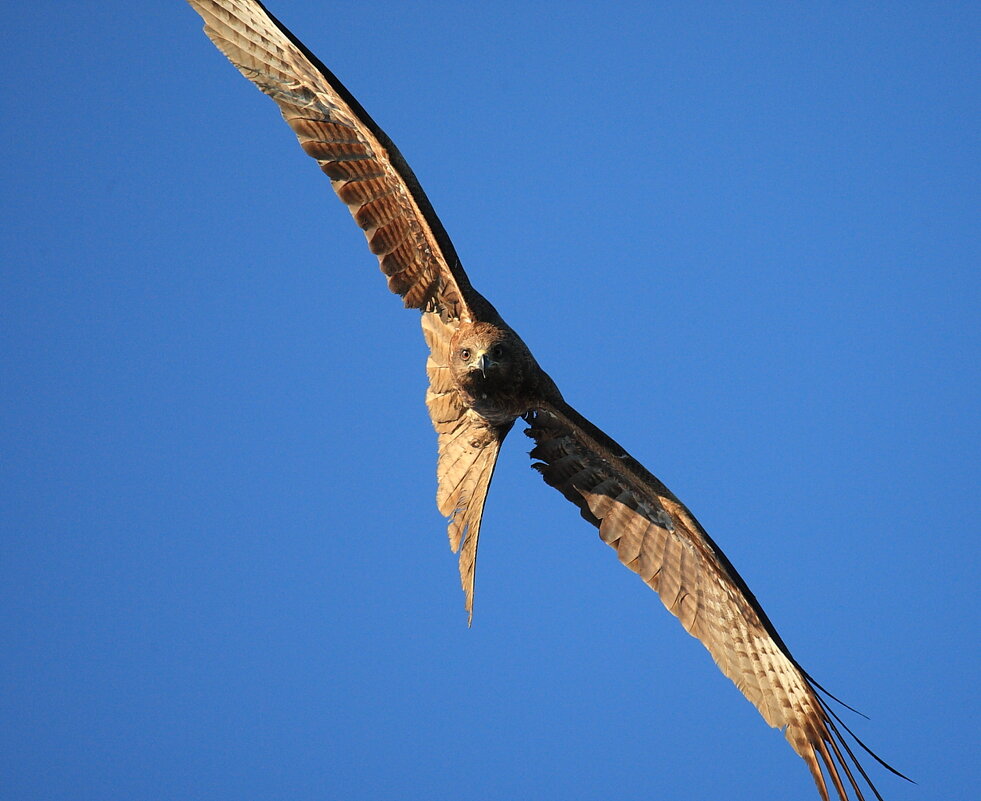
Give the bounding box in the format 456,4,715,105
185,3,906,800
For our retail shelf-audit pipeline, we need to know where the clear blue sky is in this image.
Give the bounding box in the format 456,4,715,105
2,2,978,799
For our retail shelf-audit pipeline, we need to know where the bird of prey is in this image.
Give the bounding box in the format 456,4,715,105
186,2,908,799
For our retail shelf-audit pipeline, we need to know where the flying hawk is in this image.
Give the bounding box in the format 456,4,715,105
185,2,908,798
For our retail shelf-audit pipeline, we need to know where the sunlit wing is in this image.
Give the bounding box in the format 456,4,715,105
188,0,508,609
187,0,496,320
526,399,902,801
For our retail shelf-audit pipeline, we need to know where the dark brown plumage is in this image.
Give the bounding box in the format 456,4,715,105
185,3,907,799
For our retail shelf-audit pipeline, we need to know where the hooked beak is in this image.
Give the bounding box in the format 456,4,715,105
477,353,491,378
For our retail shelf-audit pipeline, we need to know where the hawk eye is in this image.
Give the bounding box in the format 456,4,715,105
491,345,505,359
459,348,471,361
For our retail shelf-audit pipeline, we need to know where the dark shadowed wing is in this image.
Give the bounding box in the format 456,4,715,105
187,0,508,613
526,399,898,801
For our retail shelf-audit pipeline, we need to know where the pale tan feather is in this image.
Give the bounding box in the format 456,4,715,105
422,313,511,624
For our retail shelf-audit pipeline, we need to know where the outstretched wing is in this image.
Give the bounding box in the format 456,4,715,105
526,400,894,801
187,0,496,321
188,0,510,608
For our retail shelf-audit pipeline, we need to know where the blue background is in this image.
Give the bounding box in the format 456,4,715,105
3,2,978,799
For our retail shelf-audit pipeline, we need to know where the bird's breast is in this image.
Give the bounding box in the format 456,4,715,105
463,384,532,426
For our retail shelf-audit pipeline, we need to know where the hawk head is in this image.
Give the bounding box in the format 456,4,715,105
450,322,525,396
